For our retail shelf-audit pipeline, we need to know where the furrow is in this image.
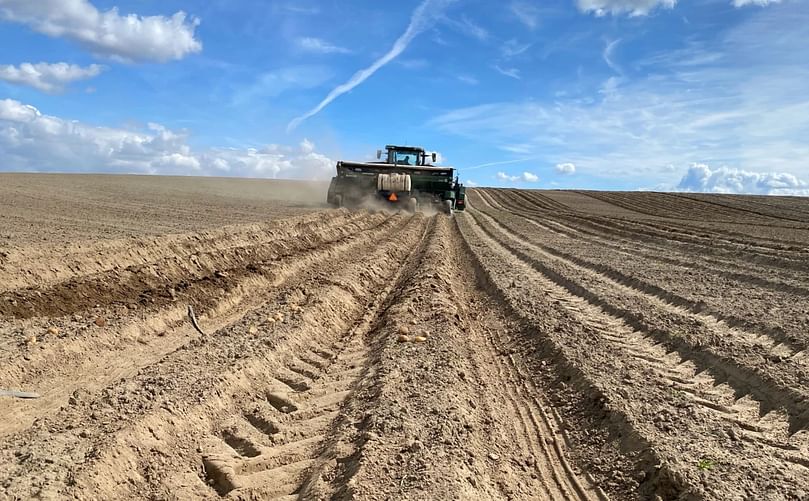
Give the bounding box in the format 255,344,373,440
469,206,809,434
458,206,809,498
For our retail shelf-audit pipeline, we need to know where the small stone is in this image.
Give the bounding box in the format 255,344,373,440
26,335,37,345
414,336,427,343
398,335,412,343
488,452,500,461
94,317,107,327
46,327,60,336
397,325,410,335
248,325,258,335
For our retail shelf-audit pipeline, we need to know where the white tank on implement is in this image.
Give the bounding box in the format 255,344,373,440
377,173,412,193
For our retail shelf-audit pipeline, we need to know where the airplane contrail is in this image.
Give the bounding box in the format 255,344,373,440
287,0,456,132
463,157,541,171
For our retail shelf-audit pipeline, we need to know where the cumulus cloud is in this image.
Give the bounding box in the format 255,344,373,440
576,0,676,16
0,98,333,179
297,37,352,54
0,62,104,93
0,0,201,62
555,162,576,174
288,0,456,131
496,171,538,183
465,179,479,187
496,171,519,182
677,163,809,195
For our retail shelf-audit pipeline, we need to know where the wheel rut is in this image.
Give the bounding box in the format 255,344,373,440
459,202,809,499
469,205,809,434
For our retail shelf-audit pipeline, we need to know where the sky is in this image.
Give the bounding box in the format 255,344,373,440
0,0,808,194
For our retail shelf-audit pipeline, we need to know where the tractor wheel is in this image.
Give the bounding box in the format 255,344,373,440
408,197,419,213
444,199,453,215
334,194,343,208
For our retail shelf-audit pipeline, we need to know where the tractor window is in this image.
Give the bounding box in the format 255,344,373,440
393,152,417,165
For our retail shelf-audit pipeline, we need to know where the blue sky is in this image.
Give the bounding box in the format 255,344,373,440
0,0,808,194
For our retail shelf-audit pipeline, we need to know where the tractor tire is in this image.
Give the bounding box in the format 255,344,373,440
334,194,343,208
408,197,419,213
444,199,453,215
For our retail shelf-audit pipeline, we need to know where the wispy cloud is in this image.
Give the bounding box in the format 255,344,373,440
602,39,622,74
287,0,456,131
501,39,533,59
431,4,809,188
510,2,540,29
297,37,351,54
443,14,489,41
494,65,521,79
232,66,333,105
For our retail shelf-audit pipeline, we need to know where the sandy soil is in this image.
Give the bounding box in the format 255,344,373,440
1,174,808,500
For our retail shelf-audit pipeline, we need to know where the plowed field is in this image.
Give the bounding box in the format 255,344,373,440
2,175,808,500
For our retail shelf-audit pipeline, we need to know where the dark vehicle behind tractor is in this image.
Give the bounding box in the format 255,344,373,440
326,145,466,214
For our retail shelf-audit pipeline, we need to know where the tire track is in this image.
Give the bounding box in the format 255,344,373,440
0,214,431,500
200,217,437,500
482,189,809,274
458,206,809,498
469,205,809,434
302,216,604,500
0,211,405,438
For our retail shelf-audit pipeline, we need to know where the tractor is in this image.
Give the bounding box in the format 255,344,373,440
326,145,466,214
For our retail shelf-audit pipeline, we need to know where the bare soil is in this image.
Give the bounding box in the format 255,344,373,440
1,174,808,500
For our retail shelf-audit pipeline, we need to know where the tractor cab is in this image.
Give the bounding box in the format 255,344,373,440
377,145,437,167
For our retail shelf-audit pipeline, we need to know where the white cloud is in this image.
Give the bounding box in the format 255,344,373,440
0,98,333,179
496,171,538,183
496,171,519,182
733,0,781,6
297,37,352,54
677,163,809,195
576,0,677,16
0,0,201,62
555,162,576,174
510,2,540,29
0,62,103,93
288,0,456,131
465,179,479,187
494,65,521,79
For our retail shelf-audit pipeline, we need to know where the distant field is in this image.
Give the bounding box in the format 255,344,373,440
1,177,808,500
0,173,328,244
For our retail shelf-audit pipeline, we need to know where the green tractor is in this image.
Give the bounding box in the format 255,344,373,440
326,145,466,214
